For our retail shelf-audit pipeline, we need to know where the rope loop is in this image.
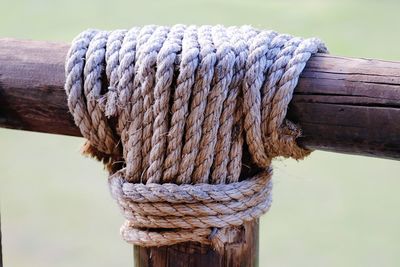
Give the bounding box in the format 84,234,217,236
65,25,327,250
111,168,272,250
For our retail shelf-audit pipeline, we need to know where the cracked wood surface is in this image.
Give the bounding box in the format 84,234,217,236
290,55,400,159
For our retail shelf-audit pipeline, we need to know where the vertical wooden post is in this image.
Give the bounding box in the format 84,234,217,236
133,221,259,267
0,214,3,267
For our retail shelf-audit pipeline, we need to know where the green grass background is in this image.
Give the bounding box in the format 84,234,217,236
1,0,400,266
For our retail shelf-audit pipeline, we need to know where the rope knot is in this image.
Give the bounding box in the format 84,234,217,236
65,25,327,249
110,168,272,250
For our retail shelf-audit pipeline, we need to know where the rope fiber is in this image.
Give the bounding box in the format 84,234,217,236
65,25,327,250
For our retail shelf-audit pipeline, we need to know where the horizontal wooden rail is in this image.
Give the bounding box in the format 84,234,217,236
1,38,400,159
1,37,400,267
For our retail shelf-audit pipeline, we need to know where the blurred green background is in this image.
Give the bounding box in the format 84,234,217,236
1,0,400,266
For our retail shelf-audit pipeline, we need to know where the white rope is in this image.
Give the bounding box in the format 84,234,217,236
65,25,327,250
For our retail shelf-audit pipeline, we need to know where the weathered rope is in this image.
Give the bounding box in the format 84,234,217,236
65,25,327,250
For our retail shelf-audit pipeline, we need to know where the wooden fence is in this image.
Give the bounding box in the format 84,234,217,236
0,38,399,267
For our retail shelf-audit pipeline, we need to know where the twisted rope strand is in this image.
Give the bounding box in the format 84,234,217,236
124,26,157,182
118,185,271,217
65,25,326,250
163,25,199,183
117,27,140,165
176,25,215,184
147,24,186,184
66,30,106,153
103,29,127,118
84,31,119,156
139,27,170,183
192,25,235,183
261,36,301,154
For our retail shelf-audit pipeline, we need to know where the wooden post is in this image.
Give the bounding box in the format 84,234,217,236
134,221,259,267
0,214,3,267
0,38,400,267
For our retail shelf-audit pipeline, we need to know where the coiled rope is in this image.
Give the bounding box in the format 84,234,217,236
65,25,327,250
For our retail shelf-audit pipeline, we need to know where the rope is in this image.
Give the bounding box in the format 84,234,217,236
65,25,327,250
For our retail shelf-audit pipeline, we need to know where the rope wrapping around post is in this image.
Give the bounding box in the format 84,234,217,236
0,25,399,267
64,24,327,259
1,39,400,159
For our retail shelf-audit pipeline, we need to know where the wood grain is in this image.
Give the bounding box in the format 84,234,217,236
134,221,259,267
291,55,400,159
1,38,399,159
0,39,76,136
